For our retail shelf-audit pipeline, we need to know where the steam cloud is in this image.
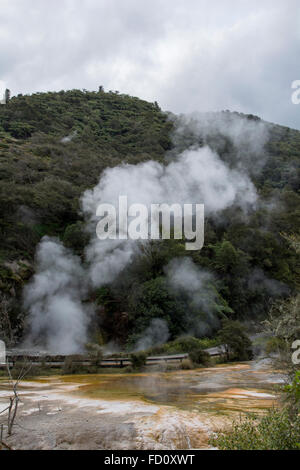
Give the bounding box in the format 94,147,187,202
247,268,290,297
60,130,77,144
81,144,257,288
165,257,220,337
24,113,270,352
23,238,92,354
135,318,170,352
172,112,270,174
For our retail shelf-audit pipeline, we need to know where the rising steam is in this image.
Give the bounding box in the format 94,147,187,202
135,318,170,352
23,238,92,354
165,257,220,337
81,145,257,288
24,113,270,353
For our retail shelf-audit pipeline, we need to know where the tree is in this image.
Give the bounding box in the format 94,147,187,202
8,122,34,138
263,233,300,375
5,89,10,103
63,222,89,253
0,358,32,444
218,320,253,361
264,295,300,345
211,240,248,275
189,348,211,366
130,352,147,370
0,294,15,346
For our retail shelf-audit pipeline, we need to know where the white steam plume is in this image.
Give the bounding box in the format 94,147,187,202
60,130,77,143
24,113,266,351
23,237,92,354
135,318,170,352
165,257,220,337
171,112,270,174
81,145,257,287
247,268,290,297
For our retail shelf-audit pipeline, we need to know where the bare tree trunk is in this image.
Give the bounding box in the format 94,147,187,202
7,396,19,436
0,293,15,345
1,358,32,439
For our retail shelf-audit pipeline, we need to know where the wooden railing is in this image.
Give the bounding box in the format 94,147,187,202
1,353,189,369
2,348,224,369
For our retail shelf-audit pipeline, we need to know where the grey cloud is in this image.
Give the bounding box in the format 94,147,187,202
0,0,299,128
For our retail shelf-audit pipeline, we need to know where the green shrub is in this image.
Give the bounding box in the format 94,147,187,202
181,358,194,370
130,352,147,370
85,343,103,366
218,320,253,361
146,336,217,356
189,348,211,366
8,122,34,139
63,222,89,253
284,371,300,416
210,408,300,450
62,356,86,374
265,336,286,355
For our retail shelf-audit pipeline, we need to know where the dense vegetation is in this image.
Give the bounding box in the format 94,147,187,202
211,234,300,450
0,89,299,348
210,407,300,450
212,316,300,450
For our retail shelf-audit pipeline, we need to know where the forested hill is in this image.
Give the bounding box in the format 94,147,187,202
0,90,172,256
0,89,299,346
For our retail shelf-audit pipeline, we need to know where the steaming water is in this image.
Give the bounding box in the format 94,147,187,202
54,360,281,414
0,359,284,449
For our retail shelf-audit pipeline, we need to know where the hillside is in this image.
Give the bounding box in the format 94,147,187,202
0,89,299,348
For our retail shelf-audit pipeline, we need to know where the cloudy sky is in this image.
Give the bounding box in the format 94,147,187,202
0,0,300,128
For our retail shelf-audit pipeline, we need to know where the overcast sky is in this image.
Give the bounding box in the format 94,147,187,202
0,0,300,129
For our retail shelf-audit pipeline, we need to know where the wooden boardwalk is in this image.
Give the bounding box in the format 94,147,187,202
1,348,224,369
1,352,189,368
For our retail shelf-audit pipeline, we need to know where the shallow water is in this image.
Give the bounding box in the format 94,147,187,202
34,360,283,415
